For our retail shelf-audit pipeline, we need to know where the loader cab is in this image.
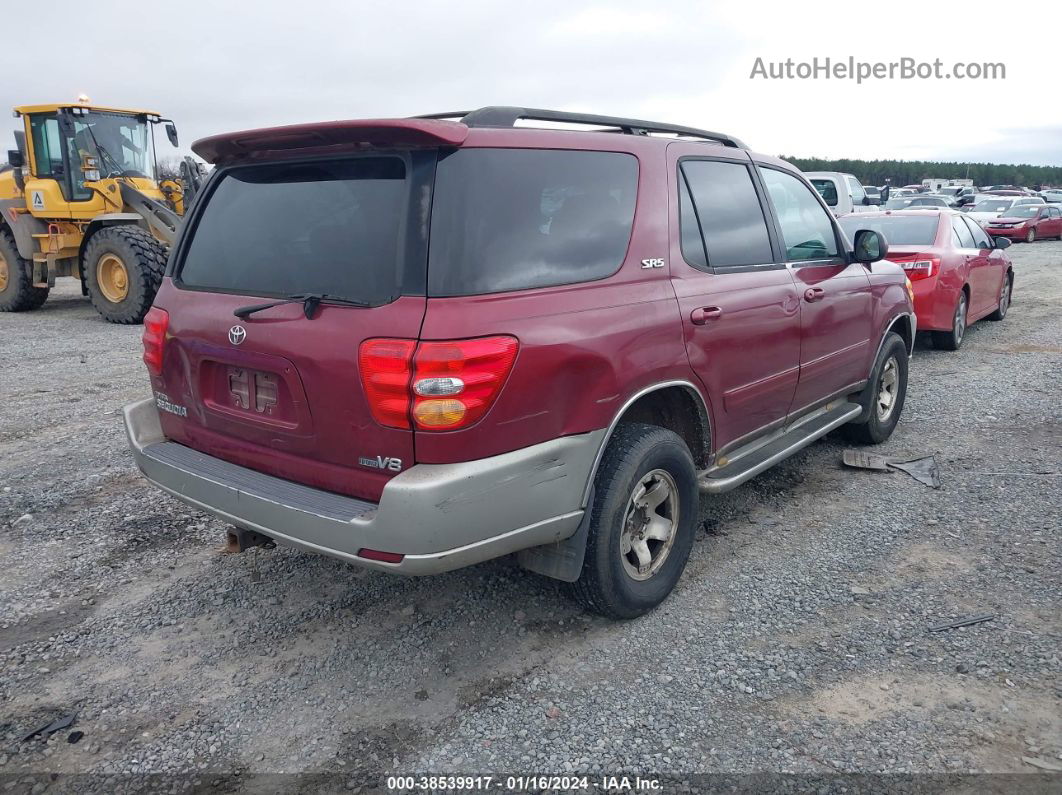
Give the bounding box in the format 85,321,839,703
15,103,179,211
23,108,157,204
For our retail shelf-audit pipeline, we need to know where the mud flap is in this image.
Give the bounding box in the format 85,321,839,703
516,488,593,582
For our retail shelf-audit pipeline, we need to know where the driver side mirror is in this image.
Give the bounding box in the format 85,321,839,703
852,229,888,265
993,236,1012,250
165,122,179,148
7,150,23,168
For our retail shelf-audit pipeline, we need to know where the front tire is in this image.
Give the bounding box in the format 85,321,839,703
0,228,49,312
83,226,167,324
843,332,908,445
1025,228,1036,243
931,290,968,351
569,424,698,619
986,272,1012,321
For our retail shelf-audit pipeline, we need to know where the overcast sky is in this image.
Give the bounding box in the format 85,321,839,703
2,0,1058,167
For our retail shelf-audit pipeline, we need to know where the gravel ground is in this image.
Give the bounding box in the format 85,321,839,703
1,243,1060,792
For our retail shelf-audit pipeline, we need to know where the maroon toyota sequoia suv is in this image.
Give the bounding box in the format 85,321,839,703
125,107,915,618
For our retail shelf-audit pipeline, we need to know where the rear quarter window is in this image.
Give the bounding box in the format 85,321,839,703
427,149,638,296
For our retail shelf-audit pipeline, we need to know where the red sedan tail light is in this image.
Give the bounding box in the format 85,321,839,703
891,255,940,281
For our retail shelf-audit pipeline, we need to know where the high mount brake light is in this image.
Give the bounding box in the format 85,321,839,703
142,307,170,376
358,336,519,431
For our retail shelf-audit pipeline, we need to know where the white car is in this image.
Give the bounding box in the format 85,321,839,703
804,171,880,216
966,196,1045,223
1041,189,1062,204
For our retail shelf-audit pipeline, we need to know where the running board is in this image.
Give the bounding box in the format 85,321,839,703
698,402,861,494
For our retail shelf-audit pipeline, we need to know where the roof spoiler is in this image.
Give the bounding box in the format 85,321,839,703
192,119,469,164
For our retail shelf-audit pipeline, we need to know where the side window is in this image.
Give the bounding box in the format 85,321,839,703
680,160,774,268
963,216,991,250
29,115,64,178
758,167,840,261
810,179,838,207
952,216,976,249
847,177,866,203
678,177,708,270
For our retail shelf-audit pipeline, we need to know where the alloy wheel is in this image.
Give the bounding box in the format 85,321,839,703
619,469,679,581
954,294,967,344
998,276,1011,318
876,356,899,421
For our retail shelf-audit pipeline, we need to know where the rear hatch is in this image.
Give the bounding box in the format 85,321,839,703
150,150,436,502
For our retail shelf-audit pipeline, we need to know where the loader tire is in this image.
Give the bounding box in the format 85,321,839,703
0,228,49,312
84,226,167,324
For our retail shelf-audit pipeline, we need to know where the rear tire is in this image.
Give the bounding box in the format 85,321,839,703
83,226,167,324
0,228,49,312
931,290,968,351
843,332,908,445
986,272,1012,321
568,424,698,619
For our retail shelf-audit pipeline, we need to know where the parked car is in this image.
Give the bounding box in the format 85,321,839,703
804,171,881,216
124,107,914,619
885,195,950,210
967,196,1045,223
838,210,1013,351
983,204,1062,243
1040,188,1062,203
935,185,977,207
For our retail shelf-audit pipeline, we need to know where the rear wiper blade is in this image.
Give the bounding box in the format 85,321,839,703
233,293,370,319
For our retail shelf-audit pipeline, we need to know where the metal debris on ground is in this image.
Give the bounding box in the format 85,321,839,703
842,450,892,471
928,614,996,632
20,712,77,743
841,450,941,488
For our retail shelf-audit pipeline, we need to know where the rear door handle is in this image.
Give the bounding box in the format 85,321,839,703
691,306,723,325
803,287,825,303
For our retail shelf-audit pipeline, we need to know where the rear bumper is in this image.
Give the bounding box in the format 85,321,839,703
911,277,953,332
124,398,603,575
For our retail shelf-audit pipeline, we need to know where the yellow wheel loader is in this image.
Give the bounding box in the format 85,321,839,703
0,99,201,324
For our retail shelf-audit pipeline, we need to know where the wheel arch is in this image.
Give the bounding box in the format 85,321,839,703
580,380,712,507
0,202,46,260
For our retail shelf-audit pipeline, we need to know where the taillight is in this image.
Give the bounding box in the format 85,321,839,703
358,338,416,429
358,336,519,432
412,336,518,430
141,307,170,375
894,256,939,281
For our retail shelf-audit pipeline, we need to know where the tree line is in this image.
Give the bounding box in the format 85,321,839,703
780,156,1062,189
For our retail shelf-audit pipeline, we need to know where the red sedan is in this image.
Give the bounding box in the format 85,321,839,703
839,210,1014,350
982,204,1062,243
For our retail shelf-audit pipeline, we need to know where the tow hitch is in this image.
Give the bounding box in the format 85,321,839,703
224,527,277,554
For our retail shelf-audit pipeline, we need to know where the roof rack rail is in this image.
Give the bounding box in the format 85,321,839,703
414,106,745,149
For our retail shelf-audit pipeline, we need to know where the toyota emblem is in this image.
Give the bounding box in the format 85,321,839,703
229,325,247,346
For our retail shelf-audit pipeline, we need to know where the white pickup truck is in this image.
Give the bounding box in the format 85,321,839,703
805,171,881,216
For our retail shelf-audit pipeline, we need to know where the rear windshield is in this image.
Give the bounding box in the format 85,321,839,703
178,157,415,304
838,214,939,246
428,149,637,296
